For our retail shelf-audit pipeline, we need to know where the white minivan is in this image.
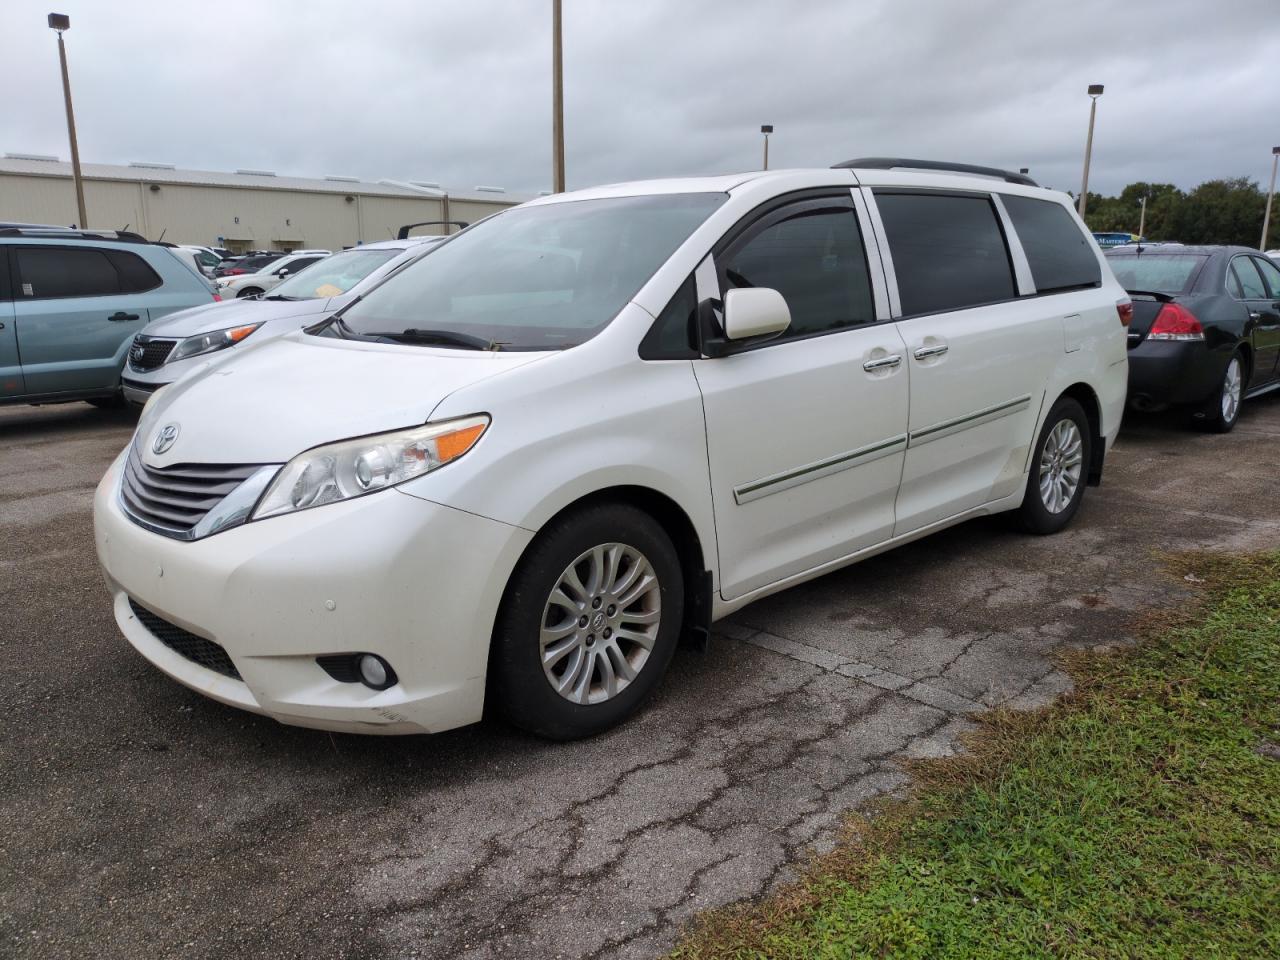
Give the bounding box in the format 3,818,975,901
93,160,1129,740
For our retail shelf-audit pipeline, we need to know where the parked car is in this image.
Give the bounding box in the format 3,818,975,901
94,160,1128,740
216,251,331,298
213,251,285,278
0,226,221,408
179,245,223,275
162,245,214,280
121,236,447,403
1106,244,1280,431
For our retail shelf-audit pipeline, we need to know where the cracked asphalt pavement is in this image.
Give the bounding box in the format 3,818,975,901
4,396,1279,959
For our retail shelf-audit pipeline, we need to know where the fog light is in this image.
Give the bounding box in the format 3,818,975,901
358,654,395,690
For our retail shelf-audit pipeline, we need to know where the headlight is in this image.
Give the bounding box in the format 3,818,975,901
252,415,489,520
169,323,261,363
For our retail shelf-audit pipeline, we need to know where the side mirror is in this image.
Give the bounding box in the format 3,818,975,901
276,268,289,277
723,287,791,341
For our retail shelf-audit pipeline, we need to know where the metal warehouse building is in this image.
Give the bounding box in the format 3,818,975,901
0,153,525,252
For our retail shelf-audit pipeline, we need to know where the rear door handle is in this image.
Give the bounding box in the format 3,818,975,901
913,344,949,360
108,312,140,322
862,354,902,372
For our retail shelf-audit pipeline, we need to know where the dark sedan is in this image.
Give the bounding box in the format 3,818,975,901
1106,244,1280,432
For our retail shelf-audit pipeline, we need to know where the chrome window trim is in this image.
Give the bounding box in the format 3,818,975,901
733,434,908,504
859,186,901,318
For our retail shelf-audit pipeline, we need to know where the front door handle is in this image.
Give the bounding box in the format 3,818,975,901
1250,311,1261,320
913,344,949,360
862,354,902,372
108,312,140,322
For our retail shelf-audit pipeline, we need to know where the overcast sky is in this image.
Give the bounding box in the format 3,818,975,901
3,0,1277,198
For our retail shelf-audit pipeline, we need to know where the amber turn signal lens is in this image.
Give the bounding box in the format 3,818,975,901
436,422,487,462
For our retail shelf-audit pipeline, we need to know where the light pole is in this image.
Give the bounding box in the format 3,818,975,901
1078,84,1104,219
551,0,565,193
1260,146,1280,251
48,12,87,228
1138,194,1148,239
761,125,773,170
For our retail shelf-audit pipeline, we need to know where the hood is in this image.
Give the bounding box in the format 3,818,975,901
137,330,550,466
141,297,331,338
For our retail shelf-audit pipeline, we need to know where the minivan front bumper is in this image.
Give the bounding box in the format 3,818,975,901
93,448,533,734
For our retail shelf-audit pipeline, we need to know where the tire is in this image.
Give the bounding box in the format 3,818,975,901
1015,396,1091,535
237,287,263,298
1196,350,1245,433
491,502,684,740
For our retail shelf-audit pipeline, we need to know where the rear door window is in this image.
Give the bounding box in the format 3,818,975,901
718,198,875,340
873,191,1016,316
1001,195,1101,293
1231,257,1267,300
16,247,121,299
1250,256,1280,299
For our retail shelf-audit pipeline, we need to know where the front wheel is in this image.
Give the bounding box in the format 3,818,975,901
490,503,683,740
1015,397,1091,535
236,287,263,299
1196,351,1245,433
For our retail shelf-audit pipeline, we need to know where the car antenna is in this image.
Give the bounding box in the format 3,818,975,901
156,227,166,243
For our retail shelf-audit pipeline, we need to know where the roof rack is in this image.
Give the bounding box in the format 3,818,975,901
0,226,150,243
832,157,1038,187
396,220,470,240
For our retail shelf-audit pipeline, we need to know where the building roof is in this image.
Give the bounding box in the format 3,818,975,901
0,155,525,204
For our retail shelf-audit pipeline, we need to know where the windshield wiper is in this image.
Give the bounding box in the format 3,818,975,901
366,328,502,351
263,294,299,301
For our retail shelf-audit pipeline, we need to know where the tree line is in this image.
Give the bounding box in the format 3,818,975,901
1075,178,1277,249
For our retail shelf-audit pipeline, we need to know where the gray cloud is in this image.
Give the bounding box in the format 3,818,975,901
3,0,1277,196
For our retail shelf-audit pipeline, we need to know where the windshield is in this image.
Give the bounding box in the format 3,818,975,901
273,248,400,299
1107,253,1207,295
334,193,726,350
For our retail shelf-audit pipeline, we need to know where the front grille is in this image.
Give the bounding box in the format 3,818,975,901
120,444,262,537
129,598,242,680
129,336,177,371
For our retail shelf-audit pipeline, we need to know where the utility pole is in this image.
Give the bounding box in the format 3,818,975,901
551,0,565,193
49,13,87,228
1078,84,1104,219
761,125,773,170
1261,147,1280,251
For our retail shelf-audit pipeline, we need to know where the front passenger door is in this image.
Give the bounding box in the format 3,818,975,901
693,193,910,601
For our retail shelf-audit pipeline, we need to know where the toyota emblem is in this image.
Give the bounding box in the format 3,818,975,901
152,423,180,455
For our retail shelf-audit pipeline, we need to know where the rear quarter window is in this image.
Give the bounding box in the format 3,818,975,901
874,191,1016,316
1002,195,1101,293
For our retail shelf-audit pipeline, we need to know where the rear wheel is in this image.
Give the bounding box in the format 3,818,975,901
491,503,683,740
237,287,263,298
1016,397,1091,535
1196,351,1245,433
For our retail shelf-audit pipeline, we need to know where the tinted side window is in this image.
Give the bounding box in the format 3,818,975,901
285,257,321,273
1231,257,1267,299
0,248,11,301
1001,195,1101,293
1250,256,1280,299
720,204,874,339
105,250,162,293
874,192,1016,315
16,247,121,299
639,274,698,360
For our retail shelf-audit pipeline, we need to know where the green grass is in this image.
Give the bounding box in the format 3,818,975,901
673,553,1280,959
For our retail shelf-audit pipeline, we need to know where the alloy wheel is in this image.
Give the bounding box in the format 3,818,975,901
539,542,661,705
1039,418,1084,514
1222,357,1242,423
